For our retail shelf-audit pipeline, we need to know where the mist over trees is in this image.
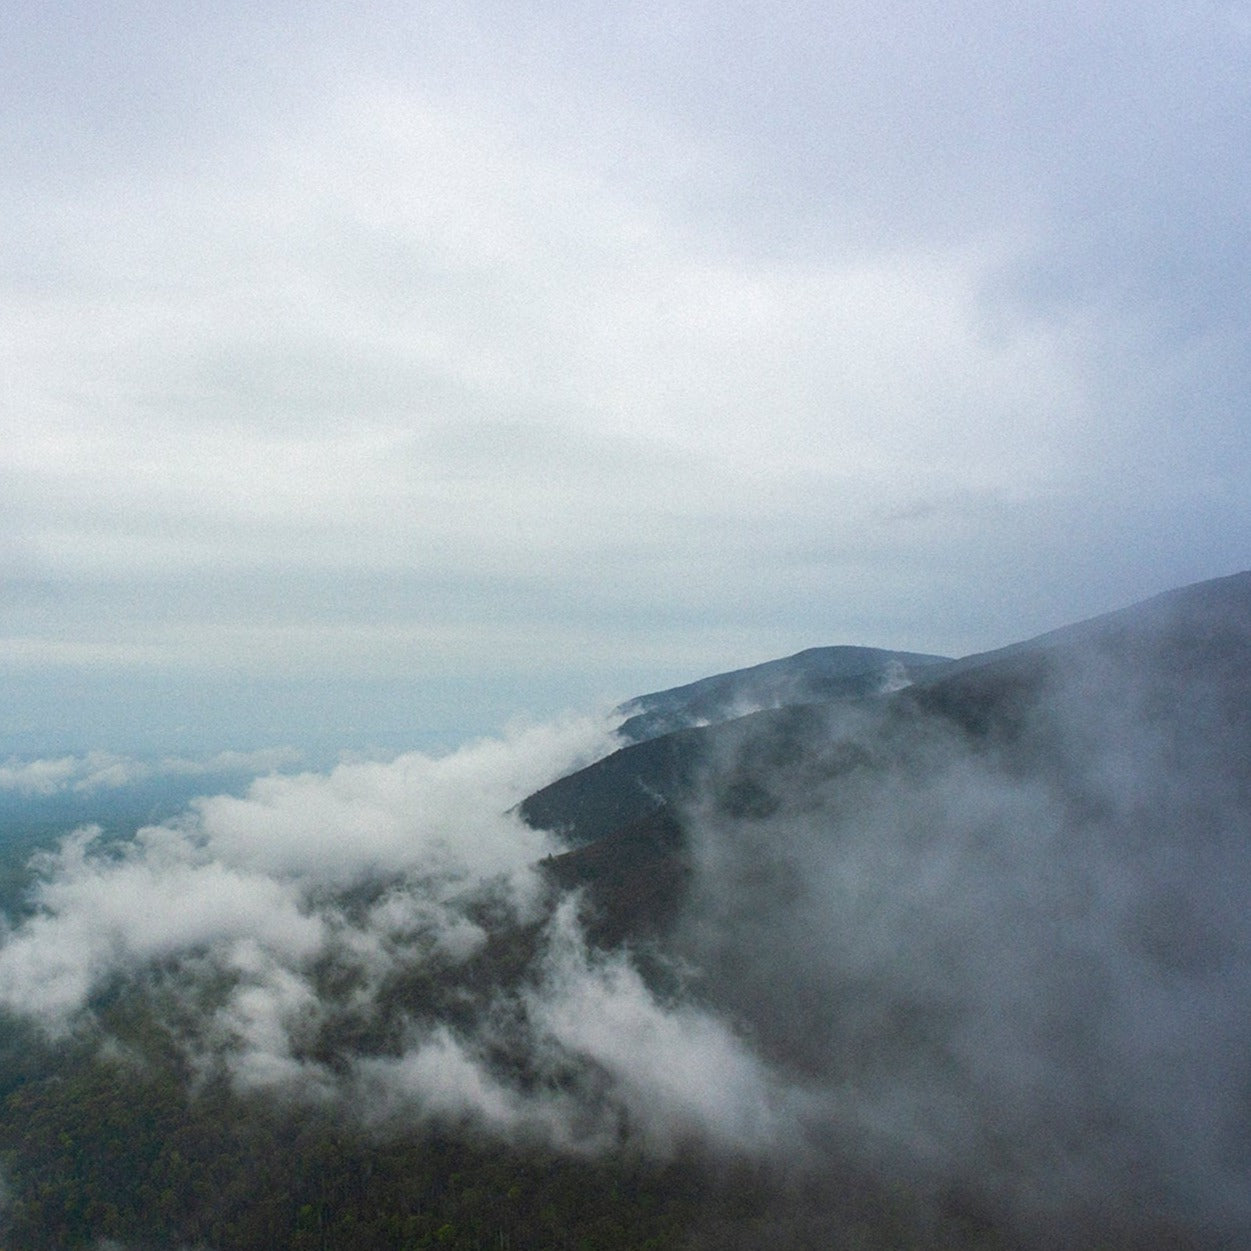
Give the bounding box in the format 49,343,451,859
0,574,1248,1249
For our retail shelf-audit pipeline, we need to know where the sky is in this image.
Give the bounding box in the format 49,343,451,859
3,0,1249,757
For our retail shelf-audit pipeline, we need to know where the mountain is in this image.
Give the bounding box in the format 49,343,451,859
527,570,1251,857
519,572,1251,1245
524,569,1251,952
922,569,1251,679
520,646,950,849
615,645,951,742
2,572,1248,1250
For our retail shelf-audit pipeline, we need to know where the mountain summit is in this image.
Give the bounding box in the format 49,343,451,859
616,644,951,742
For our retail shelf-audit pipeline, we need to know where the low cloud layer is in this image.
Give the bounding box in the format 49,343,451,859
0,713,790,1156
0,715,614,1017
351,896,791,1156
1,613,1248,1243
0,748,303,797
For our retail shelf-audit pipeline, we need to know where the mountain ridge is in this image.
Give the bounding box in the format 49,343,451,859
615,644,951,743
525,569,1251,946
2,570,1248,1250
525,571,1251,852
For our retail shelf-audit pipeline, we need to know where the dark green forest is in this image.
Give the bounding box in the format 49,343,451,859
0,958,991,1251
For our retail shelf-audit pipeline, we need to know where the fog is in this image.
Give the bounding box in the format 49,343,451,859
673,627,1251,1241
1,599,1248,1245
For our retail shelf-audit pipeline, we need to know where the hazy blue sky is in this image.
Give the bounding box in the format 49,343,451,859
3,1,1248,755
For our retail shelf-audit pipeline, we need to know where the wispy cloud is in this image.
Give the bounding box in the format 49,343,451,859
0,748,303,796
0,707,793,1157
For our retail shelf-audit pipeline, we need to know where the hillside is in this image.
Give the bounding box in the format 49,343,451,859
525,571,1251,1245
0,573,1248,1249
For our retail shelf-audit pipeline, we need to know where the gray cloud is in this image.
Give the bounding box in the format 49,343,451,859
2,4,1248,753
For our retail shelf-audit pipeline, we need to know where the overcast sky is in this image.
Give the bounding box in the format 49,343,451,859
3,1,1248,756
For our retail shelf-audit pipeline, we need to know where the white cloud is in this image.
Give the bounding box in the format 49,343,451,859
0,755,79,797
0,710,806,1158
0,825,322,1025
211,943,332,1096
0,715,616,1029
528,897,791,1153
191,713,614,884
0,747,303,796
348,898,800,1154
354,1027,565,1141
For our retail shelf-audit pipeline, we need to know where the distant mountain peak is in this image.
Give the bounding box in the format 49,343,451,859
616,644,951,743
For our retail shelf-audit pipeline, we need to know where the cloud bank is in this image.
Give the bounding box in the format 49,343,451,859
2,602,1250,1245
0,712,793,1158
